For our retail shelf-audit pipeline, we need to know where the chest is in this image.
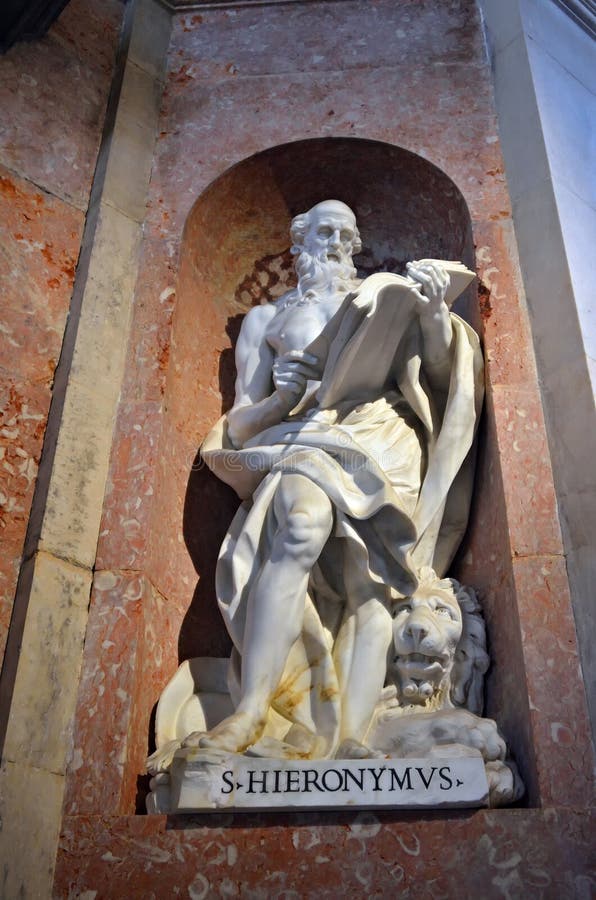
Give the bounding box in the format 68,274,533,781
265,296,345,356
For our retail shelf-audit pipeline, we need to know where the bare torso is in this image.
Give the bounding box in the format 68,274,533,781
264,290,349,359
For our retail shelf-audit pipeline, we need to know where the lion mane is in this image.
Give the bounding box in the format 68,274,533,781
407,566,490,715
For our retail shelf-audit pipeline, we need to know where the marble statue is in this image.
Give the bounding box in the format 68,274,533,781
147,200,523,810
367,566,523,806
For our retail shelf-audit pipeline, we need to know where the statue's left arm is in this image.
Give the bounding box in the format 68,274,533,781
406,260,453,389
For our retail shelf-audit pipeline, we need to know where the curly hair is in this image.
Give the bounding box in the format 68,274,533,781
290,201,362,255
413,566,490,716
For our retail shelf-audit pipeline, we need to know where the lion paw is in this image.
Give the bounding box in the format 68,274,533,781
468,718,507,762
486,760,524,806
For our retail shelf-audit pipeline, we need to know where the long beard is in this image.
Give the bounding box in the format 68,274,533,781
295,249,359,297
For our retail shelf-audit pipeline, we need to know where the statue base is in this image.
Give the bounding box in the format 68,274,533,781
146,748,489,814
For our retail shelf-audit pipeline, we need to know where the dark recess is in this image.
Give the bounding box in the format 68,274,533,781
0,0,72,53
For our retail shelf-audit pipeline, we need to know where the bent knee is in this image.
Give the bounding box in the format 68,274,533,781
275,475,333,528
274,475,333,559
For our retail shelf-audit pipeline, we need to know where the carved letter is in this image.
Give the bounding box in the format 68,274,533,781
439,766,453,790
342,768,365,792
321,769,343,792
247,770,268,794
285,770,301,792
303,769,324,792
416,767,437,790
368,766,386,792
389,767,413,791
221,770,234,794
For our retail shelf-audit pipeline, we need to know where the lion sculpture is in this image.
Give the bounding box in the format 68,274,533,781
366,567,523,805
149,567,523,807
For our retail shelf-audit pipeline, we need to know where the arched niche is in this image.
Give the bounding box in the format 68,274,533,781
136,136,538,808
156,137,479,662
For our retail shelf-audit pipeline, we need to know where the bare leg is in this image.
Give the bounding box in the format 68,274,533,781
199,474,333,752
335,558,393,752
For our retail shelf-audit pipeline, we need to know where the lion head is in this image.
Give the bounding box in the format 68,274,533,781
389,567,489,715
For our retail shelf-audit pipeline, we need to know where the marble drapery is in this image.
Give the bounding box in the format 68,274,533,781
202,273,484,755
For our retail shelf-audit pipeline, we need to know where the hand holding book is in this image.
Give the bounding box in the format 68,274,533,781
404,259,476,309
405,259,475,370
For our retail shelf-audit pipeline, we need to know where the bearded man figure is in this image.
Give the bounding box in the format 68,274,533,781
199,200,484,759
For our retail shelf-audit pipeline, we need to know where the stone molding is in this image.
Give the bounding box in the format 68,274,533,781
162,0,596,34
552,0,596,38
0,1,172,896
480,0,596,749
159,0,346,11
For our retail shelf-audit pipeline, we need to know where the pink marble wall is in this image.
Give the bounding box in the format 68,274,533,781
0,0,124,659
63,0,594,880
54,808,594,898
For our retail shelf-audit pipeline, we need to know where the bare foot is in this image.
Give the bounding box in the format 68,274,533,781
197,711,265,754
335,738,385,760
181,731,207,748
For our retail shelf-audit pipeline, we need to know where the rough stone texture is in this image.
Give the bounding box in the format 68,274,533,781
67,204,144,400
0,760,64,900
0,377,50,654
0,0,124,210
511,553,595,808
36,204,143,571
0,166,84,658
120,233,178,403
120,578,185,813
0,167,83,380
2,551,91,773
480,0,596,748
73,0,596,839
38,377,121,571
101,60,165,224
151,2,507,235
0,0,124,661
95,400,163,572
472,218,537,389
128,0,172,83
63,571,146,817
53,809,595,898
0,3,165,898
0,0,577,893
63,571,186,817
490,384,562,558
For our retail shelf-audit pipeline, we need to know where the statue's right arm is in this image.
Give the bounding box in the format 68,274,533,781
225,306,281,449
226,304,316,449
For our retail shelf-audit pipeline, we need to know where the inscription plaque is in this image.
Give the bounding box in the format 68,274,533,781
166,753,489,812
147,201,524,812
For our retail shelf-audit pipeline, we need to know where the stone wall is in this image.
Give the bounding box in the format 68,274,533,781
0,0,594,896
0,0,125,659
481,0,596,746
58,0,593,893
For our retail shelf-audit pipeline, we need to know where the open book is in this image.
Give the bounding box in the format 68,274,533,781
306,261,476,409
404,260,476,308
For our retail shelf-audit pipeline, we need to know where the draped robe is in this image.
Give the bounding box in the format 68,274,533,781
202,273,484,756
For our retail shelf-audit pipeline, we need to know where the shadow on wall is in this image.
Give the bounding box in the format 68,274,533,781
172,137,476,663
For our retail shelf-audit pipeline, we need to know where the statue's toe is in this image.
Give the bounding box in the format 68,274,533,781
335,738,385,760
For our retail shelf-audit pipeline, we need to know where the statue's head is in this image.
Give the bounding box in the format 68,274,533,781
289,201,361,292
389,567,489,714
290,200,361,258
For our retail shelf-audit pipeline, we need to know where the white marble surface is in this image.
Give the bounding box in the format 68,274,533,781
147,201,527,811
161,751,489,812
198,200,483,758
